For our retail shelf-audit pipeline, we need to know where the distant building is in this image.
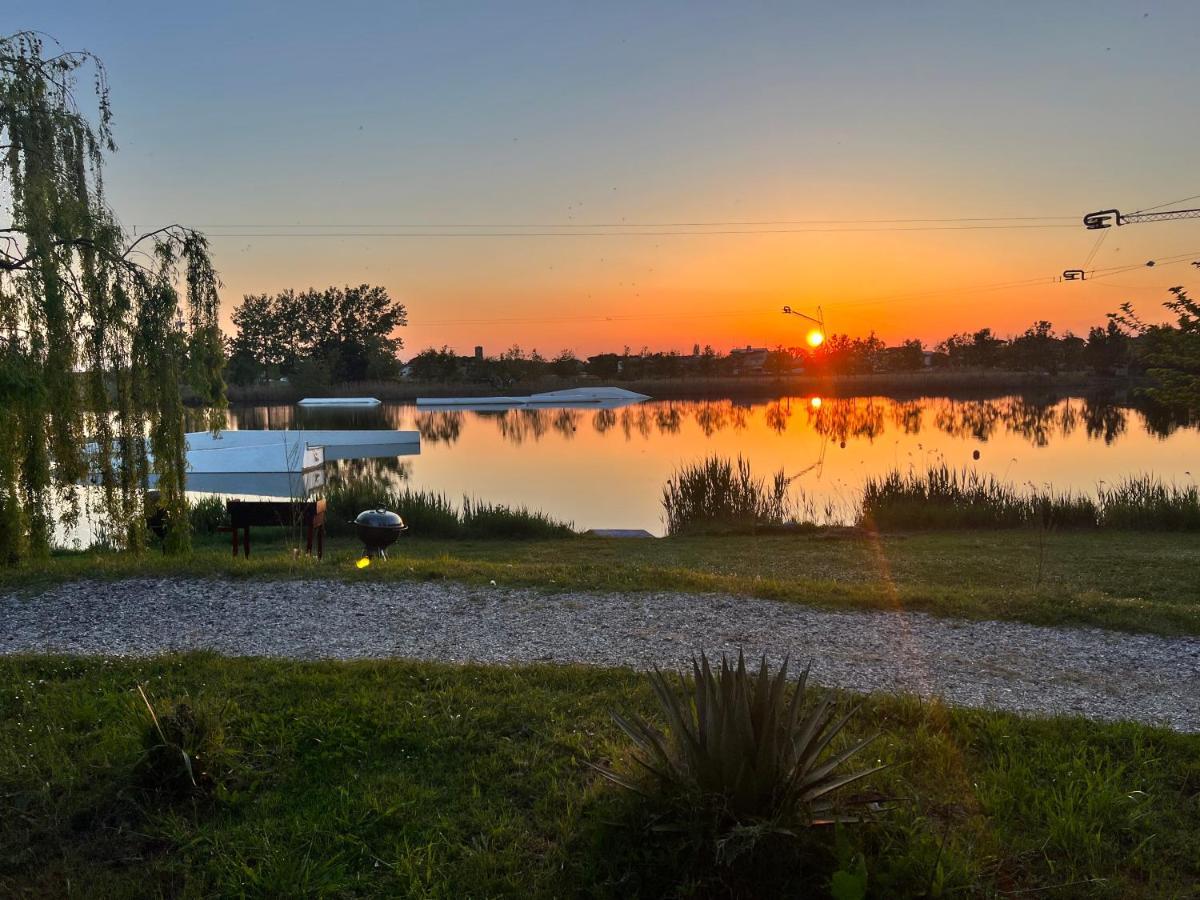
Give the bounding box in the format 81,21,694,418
728,345,769,374
474,345,484,360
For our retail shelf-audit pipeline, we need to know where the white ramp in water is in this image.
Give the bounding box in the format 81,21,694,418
185,430,420,461
298,397,382,408
186,443,324,474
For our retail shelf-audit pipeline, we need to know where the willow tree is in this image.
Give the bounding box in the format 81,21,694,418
0,32,226,563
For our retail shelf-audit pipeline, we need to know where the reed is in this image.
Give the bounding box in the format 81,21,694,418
859,465,1198,531
323,477,574,539
662,455,793,535
1097,476,1200,530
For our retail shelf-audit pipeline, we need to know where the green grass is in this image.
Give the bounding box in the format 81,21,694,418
7,529,1200,636
1,655,1196,897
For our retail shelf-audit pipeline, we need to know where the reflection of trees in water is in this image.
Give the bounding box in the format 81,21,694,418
765,400,792,434
620,406,654,439
324,458,413,492
805,398,886,443
552,409,582,439
1133,403,1197,439
693,402,728,437
1084,400,1127,445
655,405,683,434
592,404,681,439
933,400,1003,441
485,408,580,444
491,409,550,445
331,457,412,480
227,405,297,431
688,400,749,437
1007,398,1057,447
414,411,464,445
931,396,1136,448
593,408,617,434
890,400,923,435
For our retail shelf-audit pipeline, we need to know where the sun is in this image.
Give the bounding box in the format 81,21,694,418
806,329,825,348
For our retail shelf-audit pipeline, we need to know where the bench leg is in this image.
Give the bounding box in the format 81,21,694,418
232,526,239,558
243,527,250,558
317,525,324,560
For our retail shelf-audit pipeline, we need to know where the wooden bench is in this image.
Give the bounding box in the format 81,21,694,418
222,499,327,559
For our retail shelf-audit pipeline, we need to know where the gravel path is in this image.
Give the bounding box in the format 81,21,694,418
3,578,1199,732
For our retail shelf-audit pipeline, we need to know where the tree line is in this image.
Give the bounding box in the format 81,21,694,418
224,284,1196,420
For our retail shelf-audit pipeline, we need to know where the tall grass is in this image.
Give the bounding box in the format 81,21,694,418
662,455,793,535
1097,476,1200,530
323,477,575,539
859,465,1200,531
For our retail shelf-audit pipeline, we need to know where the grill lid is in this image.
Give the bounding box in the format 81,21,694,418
354,508,405,529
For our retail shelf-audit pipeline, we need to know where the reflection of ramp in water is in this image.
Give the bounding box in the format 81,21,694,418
417,387,650,410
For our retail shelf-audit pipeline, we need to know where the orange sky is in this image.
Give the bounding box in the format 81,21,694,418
29,2,1200,357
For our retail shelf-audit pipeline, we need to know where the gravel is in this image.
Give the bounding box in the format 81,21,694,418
3,578,1198,732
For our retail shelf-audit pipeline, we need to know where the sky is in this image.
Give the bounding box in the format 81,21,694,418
13,1,1200,357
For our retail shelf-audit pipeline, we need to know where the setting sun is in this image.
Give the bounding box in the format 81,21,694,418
806,329,825,348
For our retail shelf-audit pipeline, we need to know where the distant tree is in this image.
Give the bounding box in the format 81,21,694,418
406,346,460,381
763,347,794,376
586,353,621,379
1008,321,1060,373
229,284,406,383
1084,321,1129,375
550,349,582,379
895,339,925,371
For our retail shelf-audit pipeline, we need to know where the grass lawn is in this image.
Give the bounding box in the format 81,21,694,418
1,655,1197,898
5,529,1200,636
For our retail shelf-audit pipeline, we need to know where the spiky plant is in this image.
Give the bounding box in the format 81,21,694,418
134,685,230,798
598,652,885,834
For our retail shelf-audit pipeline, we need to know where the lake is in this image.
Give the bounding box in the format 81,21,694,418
211,393,1199,536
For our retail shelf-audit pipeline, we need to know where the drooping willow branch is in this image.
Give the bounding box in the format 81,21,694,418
0,32,226,563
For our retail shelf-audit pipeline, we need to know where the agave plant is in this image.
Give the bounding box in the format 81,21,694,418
599,651,885,830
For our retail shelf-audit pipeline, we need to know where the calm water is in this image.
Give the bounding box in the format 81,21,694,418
216,394,1199,536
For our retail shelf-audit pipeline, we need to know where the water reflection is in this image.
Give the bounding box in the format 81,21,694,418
222,393,1196,450
64,391,1192,540
414,410,464,445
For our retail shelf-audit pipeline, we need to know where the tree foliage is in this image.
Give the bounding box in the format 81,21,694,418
1112,278,1200,415
228,284,406,384
0,32,225,562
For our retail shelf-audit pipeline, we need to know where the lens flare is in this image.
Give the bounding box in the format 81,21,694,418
806,329,825,347
356,556,371,569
